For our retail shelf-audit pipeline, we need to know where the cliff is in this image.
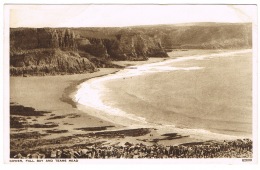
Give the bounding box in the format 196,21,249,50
10,27,168,76
10,28,77,50
10,28,96,76
10,49,96,76
105,32,168,60
77,31,168,61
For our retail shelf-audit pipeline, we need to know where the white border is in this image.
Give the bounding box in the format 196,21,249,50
3,5,10,163
252,3,258,163
1,0,259,169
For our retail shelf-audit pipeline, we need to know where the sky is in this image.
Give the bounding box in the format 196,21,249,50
8,5,256,28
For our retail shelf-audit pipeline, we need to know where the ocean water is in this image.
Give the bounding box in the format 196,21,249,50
75,50,252,140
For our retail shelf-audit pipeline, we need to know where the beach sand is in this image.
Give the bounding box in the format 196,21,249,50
10,69,121,136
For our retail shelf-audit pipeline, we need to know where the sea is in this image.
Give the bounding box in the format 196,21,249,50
75,49,252,140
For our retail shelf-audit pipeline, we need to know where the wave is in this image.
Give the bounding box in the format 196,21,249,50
74,49,252,140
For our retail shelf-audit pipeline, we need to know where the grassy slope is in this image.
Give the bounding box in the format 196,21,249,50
73,23,252,49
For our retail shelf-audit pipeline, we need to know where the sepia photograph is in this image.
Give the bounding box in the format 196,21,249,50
3,2,258,164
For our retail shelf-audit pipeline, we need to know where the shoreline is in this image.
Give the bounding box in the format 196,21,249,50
73,49,252,141
61,69,121,108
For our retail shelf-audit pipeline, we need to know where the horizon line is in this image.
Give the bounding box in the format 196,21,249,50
10,21,252,29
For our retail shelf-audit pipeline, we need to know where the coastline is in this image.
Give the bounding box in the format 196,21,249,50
73,49,252,142
10,49,253,157
61,69,121,108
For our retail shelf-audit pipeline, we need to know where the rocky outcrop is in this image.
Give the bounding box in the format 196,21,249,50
10,49,96,76
10,28,77,50
80,32,168,61
10,28,96,76
107,33,168,60
83,38,110,59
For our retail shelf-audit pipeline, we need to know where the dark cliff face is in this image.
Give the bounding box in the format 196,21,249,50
82,38,110,59
10,28,95,76
10,28,77,51
78,32,168,61
10,49,96,76
10,28,169,76
106,33,168,60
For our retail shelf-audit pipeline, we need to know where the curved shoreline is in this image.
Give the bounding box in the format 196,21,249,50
60,69,121,108
72,49,252,141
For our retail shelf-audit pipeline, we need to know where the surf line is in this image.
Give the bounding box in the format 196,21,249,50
74,49,252,134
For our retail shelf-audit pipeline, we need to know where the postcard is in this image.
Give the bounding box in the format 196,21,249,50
3,3,258,164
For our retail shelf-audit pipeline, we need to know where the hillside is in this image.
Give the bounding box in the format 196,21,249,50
126,23,252,49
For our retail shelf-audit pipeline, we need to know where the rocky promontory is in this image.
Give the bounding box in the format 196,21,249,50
79,32,168,61
10,28,96,76
10,27,169,76
10,49,96,76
